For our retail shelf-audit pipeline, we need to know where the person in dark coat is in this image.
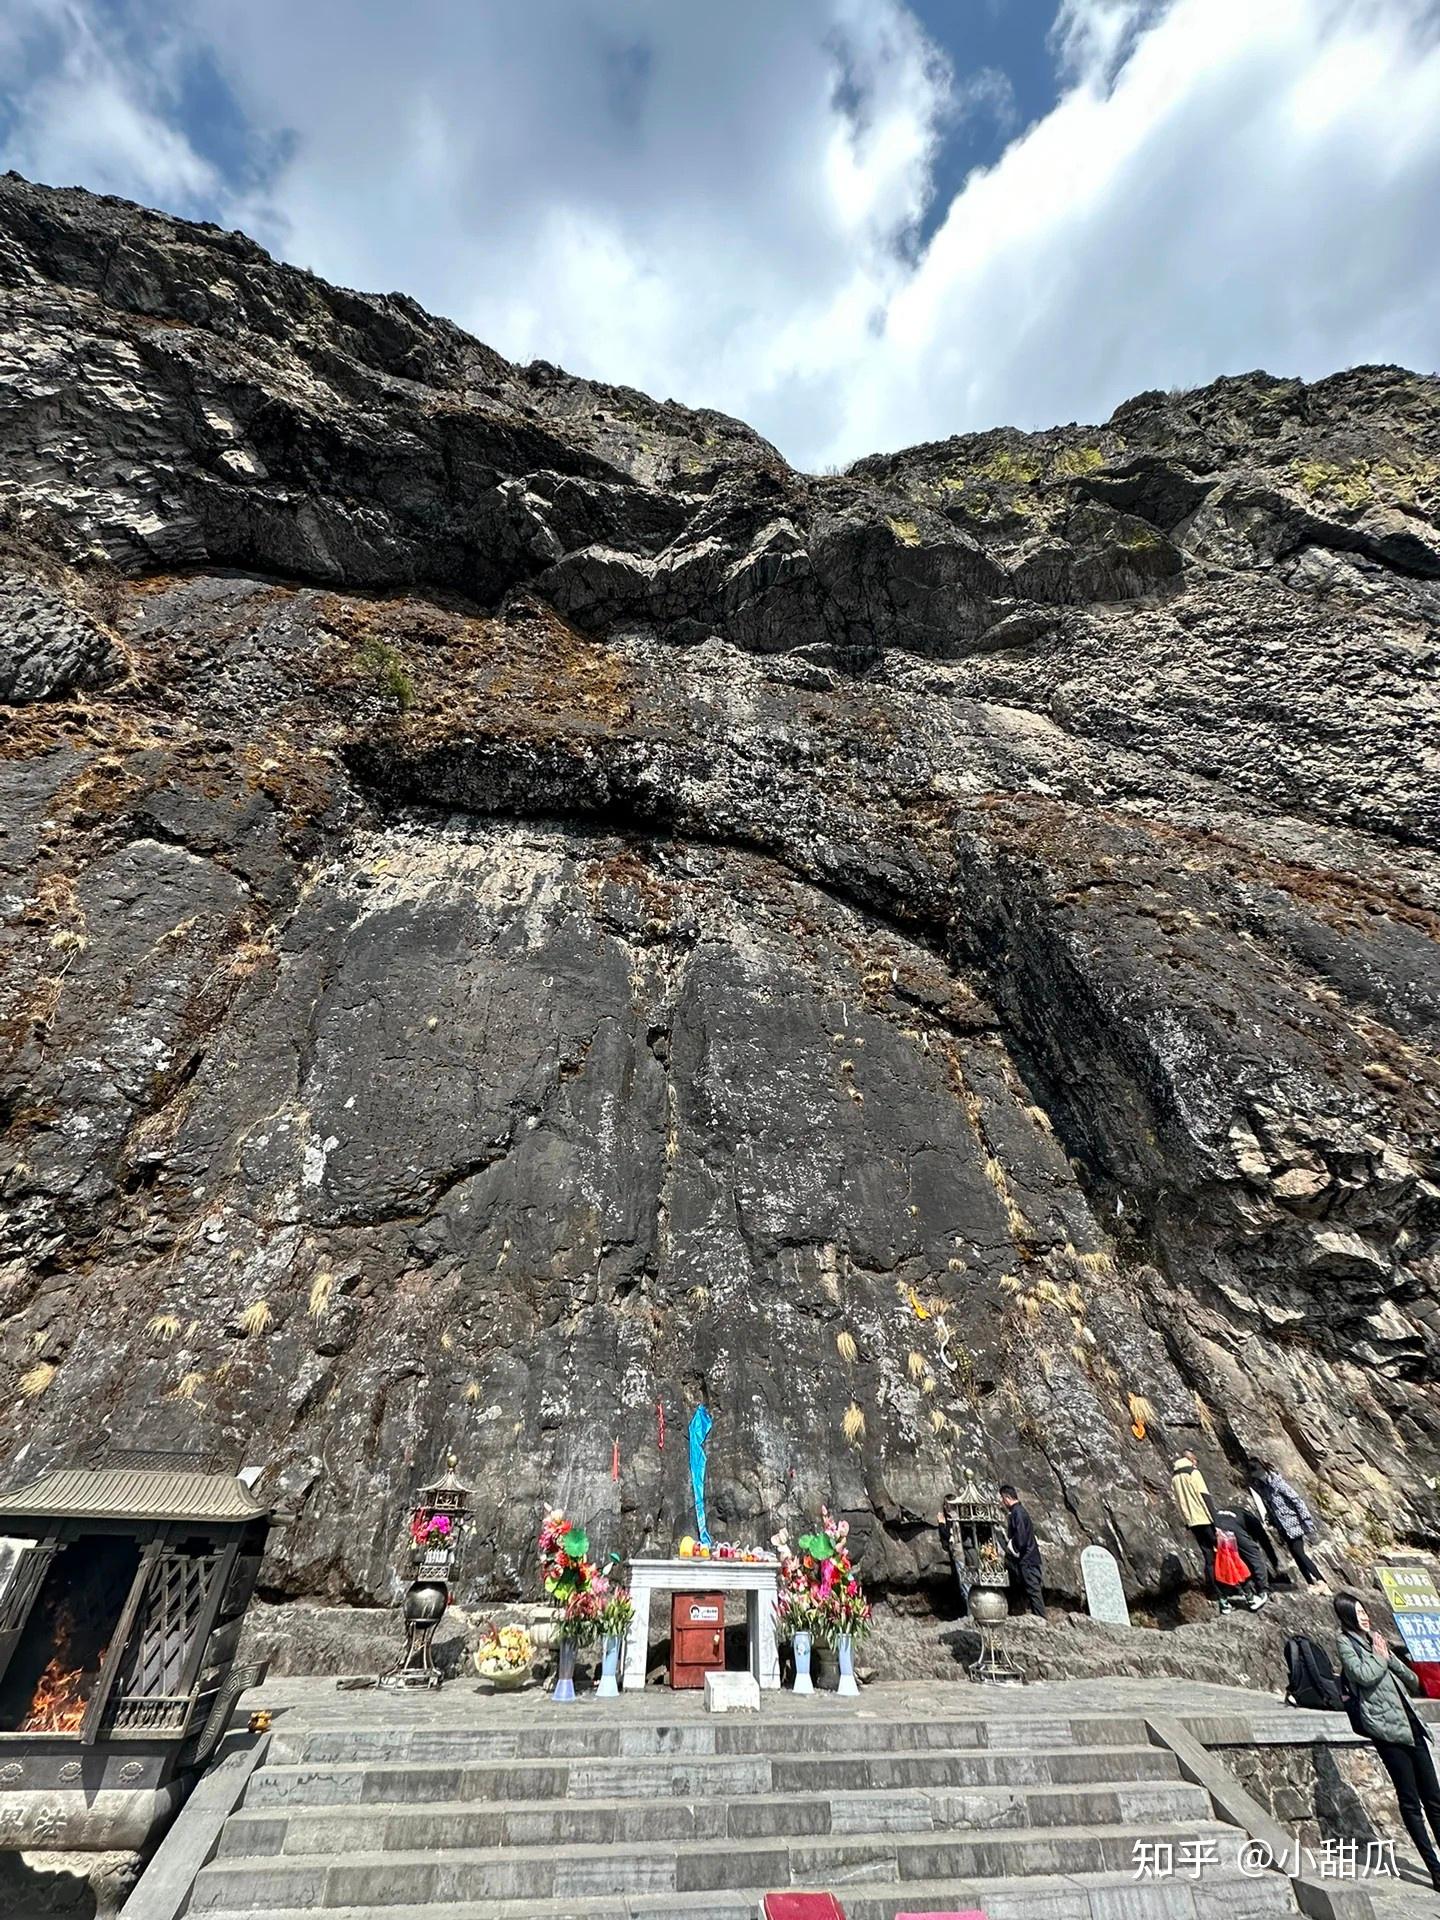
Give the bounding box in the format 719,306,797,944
1248,1461,1326,1588
999,1484,1046,1618
1336,1592,1440,1889
1211,1502,1270,1611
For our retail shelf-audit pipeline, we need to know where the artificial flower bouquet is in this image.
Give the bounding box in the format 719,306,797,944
598,1587,635,1641
475,1623,534,1675
771,1528,818,1639
410,1509,457,1555
538,1507,608,1644
800,1509,873,1647
774,1583,822,1641
770,1525,838,1641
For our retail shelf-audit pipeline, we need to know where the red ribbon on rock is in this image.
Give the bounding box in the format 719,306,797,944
611,1438,620,1481
656,1401,665,1450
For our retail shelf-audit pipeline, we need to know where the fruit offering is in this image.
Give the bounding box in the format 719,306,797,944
674,1537,775,1562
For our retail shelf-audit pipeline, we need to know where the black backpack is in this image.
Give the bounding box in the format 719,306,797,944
1284,1633,1347,1712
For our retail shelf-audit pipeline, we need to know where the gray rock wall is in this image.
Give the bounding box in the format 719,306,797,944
1,175,1438,1615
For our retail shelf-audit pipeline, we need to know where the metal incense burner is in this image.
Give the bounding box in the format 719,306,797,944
380,1454,470,1689
943,1466,1024,1686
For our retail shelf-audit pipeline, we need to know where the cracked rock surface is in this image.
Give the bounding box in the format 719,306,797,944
2,174,1439,1612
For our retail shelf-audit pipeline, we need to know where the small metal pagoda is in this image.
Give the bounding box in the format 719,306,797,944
942,1466,1024,1686
380,1454,470,1690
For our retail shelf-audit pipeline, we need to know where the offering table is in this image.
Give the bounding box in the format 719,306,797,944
622,1557,781,1691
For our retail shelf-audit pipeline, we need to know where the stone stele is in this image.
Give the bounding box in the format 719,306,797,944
1080,1545,1131,1628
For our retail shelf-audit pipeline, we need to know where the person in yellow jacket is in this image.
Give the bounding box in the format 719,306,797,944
1171,1451,1223,1610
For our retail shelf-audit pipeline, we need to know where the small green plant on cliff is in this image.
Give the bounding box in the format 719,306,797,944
1118,524,1163,553
355,634,417,710
1294,459,1374,510
1292,454,1440,512
974,447,1040,486
887,515,922,546
1051,444,1105,478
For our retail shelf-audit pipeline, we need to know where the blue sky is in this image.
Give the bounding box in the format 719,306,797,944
2,1,1438,467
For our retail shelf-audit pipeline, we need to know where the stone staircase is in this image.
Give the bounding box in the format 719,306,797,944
189,1707,1301,1920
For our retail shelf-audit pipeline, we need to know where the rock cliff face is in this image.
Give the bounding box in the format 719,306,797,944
2,174,1439,1613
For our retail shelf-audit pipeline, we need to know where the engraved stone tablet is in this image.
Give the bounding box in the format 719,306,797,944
1081,1543,1130,1626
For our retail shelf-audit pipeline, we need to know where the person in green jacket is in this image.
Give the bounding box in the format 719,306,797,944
1335,1592,1440,1889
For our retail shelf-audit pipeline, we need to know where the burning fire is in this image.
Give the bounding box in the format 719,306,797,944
20,1654,93,1733
19,1608,106,1734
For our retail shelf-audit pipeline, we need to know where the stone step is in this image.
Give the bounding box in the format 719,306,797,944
843,1870,1299,1920
193,1862,1299,1920
220,1777,1212,1857
191,1817,1243,1909
274,1713,1153,1767
243,1742,1180,1809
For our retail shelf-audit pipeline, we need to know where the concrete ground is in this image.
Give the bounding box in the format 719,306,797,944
246,1670,1291,1727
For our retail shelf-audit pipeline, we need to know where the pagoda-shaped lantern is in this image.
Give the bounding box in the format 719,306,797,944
380,1455,470,1690
942,1466,1023,1686
943,1466,1003,1589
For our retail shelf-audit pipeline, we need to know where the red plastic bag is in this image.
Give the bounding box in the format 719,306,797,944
1214,1531,1249,1587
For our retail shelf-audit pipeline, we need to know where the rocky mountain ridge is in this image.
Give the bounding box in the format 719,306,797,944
1,173,1438,1613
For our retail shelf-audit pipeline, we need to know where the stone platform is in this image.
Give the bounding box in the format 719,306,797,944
121,1672,1440,1920
120,1673,1440,1920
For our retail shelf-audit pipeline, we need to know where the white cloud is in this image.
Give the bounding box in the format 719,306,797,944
0,0,217,210
1,0,1437,468
839,0,1440,460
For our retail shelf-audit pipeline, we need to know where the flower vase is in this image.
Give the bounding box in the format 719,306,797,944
553,1639,577,1703
792,1629,814,1695
836,1634,859,1697
596,1634,621,1698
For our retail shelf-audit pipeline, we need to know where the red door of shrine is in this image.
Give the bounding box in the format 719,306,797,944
669,1591,724,1688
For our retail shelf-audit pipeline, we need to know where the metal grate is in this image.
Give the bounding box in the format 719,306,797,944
105,1551,219,1718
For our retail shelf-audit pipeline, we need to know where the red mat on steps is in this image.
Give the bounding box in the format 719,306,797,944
760,1901,988,1920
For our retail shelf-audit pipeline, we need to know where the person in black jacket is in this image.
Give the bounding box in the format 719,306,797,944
1211,1502,1270,1611
1000,1484,1046,1618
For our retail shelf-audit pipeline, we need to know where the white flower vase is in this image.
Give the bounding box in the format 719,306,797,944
792,1629,814,1695
836,1634,859,1697
596,1634,621,1698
